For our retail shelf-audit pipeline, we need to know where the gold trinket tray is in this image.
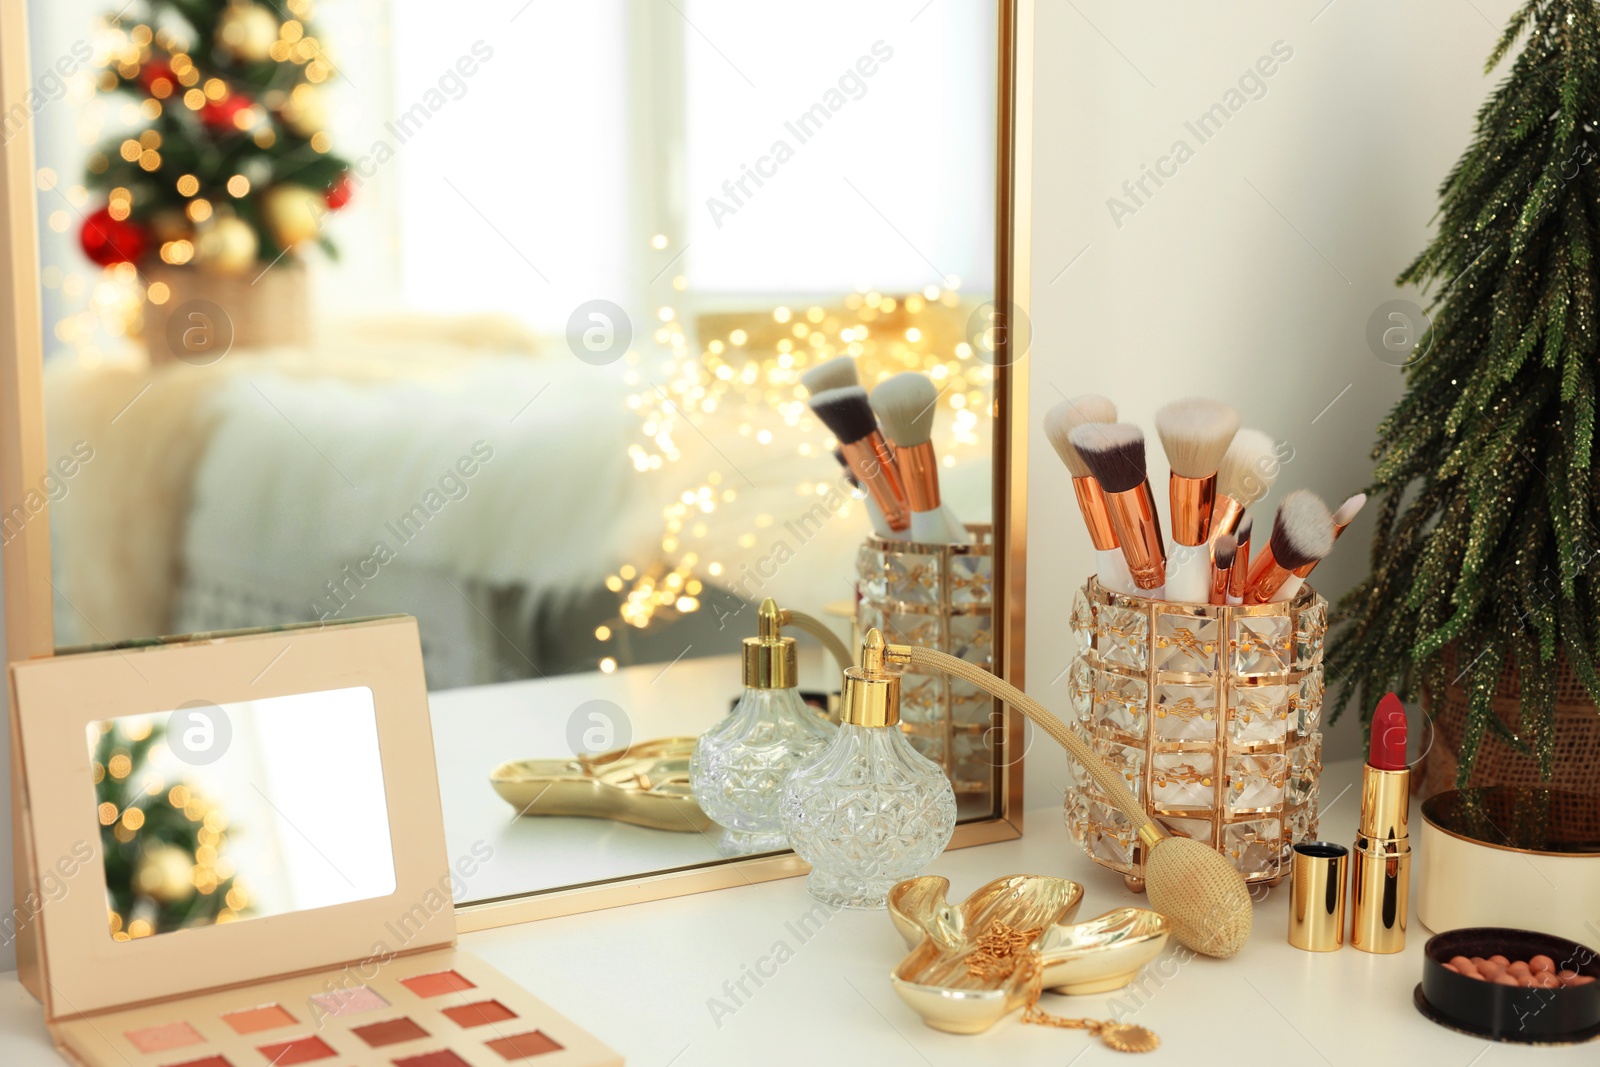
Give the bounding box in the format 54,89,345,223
887,875,1171,1034
490,736,710,832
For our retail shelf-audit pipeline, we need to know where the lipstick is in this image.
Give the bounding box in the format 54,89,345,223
1350,692,1410,953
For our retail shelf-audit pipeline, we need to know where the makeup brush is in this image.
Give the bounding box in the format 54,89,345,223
1211,429,1279,543
1068,422,1166,595
1292,492,1366,583
1043,394,1133,594
833,447,892,538
869,372,969,544
1209,534,1238,605
808,386,909,533
1227,513,1253,605
1243,491,1334,604
1156,398,1241,602
800,356,859,396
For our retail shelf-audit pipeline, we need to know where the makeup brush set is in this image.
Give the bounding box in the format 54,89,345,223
802,356,971,545
1045,394,1366,605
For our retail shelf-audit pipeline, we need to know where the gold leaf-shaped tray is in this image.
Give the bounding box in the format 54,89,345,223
887,874,1171,1034
490,736,711,832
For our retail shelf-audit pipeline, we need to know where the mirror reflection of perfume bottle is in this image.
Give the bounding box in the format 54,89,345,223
780,630,956,908
690,600,837,856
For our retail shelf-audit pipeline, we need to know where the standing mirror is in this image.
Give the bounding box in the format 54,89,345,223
3,0,1027,924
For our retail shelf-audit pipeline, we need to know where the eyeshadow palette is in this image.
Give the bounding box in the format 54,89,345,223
52,947,614,1067
10,620,622,1067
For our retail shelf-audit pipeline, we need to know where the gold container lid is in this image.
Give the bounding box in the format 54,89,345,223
1421,787,1600,857
1287,841,1347,952
743,598,798,689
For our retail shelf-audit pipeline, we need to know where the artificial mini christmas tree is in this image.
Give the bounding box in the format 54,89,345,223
81,0,352,278
1330,0,1600,789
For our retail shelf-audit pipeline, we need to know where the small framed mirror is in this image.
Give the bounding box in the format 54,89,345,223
1,0,1029,934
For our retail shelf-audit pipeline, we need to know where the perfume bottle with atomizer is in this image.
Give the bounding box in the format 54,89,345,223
690,599,839,856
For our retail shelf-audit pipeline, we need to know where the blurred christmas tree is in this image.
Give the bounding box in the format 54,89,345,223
94,719,249,939
80,0,353,277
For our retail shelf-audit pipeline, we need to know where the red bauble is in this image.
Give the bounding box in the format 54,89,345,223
79,207,148,267
324,172,354,211
199,94,254,132
138,59,173,93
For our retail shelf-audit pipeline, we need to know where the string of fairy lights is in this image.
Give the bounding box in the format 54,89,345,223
591,277,993,669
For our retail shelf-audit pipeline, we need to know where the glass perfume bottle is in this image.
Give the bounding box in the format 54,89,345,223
690,599,838,856
780,629,957,908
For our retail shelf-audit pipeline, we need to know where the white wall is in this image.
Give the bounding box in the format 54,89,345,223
1021,0,1520,812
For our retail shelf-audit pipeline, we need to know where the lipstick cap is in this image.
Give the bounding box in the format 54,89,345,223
1288,841,1348,952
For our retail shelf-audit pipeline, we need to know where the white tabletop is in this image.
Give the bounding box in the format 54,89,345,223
1,756,1593,1064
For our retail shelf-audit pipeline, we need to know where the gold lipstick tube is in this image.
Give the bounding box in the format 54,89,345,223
1071,477,1120,551
1349,763,1410,953
896,440,941,514
1227,535,1250,601
1293,512,1356,580
1169,473,1217,548
1209,494,1246,544
1243,544,1293,604
1103,480,1167,591
840,434,909,532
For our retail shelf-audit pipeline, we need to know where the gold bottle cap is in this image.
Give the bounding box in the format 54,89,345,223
742,598,798,689
840,629,903,727
1288,841,1348,952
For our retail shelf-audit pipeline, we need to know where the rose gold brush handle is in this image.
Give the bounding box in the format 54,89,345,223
1169,473,1217,547
1243,544,1292,604
840,435,909,531
1209,495,1246,544
1103,481,1167,591
1071,477,1120,550
896,440,941,512
1227,540,1249,601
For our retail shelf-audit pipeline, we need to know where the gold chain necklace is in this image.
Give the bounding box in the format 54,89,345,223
964,921,1160,1053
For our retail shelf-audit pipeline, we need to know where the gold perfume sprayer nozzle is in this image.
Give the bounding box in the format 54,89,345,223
840,628,910,727
742,598,798,689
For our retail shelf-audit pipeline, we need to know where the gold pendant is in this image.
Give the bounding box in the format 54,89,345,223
1097,1022,1160,1053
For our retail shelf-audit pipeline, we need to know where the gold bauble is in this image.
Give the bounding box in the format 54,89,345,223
194,215,259,276
133,844,195,904
263,184,324,248
216,3,279,63
279,85,327,138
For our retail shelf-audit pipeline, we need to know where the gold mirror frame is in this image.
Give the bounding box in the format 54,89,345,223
0,0,1031,972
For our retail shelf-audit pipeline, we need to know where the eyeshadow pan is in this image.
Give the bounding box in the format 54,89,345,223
222,1003,296,1034
255,1035,336,1064
399,971,476,998
126,1020,203,1052
485,1031,564,1060
392,1051,473,1067
441,1000,517,1028
352,1017,430,1047
309,985,389,1018
167,1057,232,1067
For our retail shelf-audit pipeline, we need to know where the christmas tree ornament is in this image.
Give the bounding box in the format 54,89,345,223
263,184,324,248
199,93,258,133
216,2,280,63
79,206,148,266
279,84,326,138
194,215,259,275
133,843,196,904
324,171,355,210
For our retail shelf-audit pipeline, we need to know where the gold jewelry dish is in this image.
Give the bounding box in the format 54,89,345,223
490,737,710,832
886,874,1170,1037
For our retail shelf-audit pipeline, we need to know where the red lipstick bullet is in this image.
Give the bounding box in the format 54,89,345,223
1369,691,1408,770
